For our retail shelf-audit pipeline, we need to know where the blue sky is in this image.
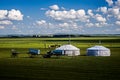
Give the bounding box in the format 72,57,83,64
0,0,120,35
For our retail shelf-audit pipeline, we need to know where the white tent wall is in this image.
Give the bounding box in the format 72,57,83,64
98,50,111,56
87,46,111,56
65,50,73,56
55,44,80,56
64,50,80,56
75,50,80,55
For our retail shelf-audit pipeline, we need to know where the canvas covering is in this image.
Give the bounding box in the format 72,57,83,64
87,46,110,56
55,44,80,56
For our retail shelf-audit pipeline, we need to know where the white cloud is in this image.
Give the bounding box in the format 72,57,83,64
48,23,52,26
95,23,101,27
0,9,24,21
116,14,120,20
86,23,94,27
115,21,120,25
87,9,94,16
44,0,120,31
27,16,30,18
58,22,78,29
71,22,77,27
108,8,119,15
40,8,47,10
95,14,106,22
107,14,112,18
96,17,106,22
86,22,108,28
99,7,108,14
106,7,120,20
36,20,47,25
115,0,120,7
0,10,8,19
12,25,18,30
77,9,86,16
49,5,59,10
0,26,4,29
116,28,120,31
8,9,23,20
0,20,13,25
59,23,69,27
46,9,89,22
61,7,65,10
106,0,114,6
59,23,68,27
97,0,120,22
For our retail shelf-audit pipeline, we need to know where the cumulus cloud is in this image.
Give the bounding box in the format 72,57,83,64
36,20,47,25
0,20,13,25
58,22,78,29
116,14,120,20
86,23,94,27
98,7,108,14
95,14,106,22
95,23,100,27
108,8,119,15
46,9,89,22
8,9,23,20
93,23,107,27
116,28,120,31
106,0,114,6
0,9,24,21
115,0,120,7
44,0,120,31
115,21,120,25
12,25,18,30
0,10,8,19
0,26,4,29
77,9,86,16
59,23,69,27
96,0,120,25
49,5,59,10
96,17,106,22
87,9,94,16
106,7,120,21
86,22,108,27
71,22,77,27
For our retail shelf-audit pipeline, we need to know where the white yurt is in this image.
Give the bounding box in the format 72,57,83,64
87,45,111,56
53,44,80,56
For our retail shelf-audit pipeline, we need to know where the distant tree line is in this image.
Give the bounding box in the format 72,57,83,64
0,34,120,38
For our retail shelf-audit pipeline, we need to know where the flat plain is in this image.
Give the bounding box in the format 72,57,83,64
0,37,120,80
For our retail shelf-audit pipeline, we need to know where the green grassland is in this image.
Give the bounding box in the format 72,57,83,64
0,37,120,80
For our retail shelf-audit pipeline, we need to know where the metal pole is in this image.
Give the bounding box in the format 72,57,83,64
99,40,101,44
68,34,71,44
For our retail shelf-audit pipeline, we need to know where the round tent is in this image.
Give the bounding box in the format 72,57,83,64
53,44,80,56
87,45,111,56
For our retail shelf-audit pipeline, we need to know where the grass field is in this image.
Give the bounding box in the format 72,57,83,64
0,37,120,80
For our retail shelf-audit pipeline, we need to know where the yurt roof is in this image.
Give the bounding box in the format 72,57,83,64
87,45,109,50
56,44,80,50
